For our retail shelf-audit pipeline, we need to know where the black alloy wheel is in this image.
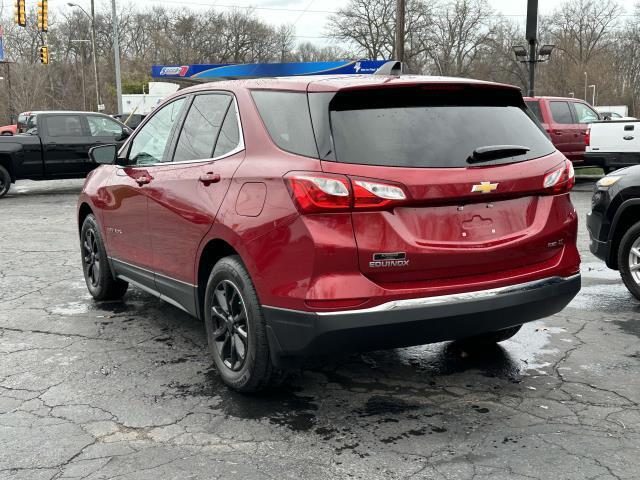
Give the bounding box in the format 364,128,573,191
210,279,250,372
204,255,277,392
83,228,101,288
80,214,128,301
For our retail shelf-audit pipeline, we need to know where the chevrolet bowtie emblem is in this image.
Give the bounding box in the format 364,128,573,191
471,182,499,194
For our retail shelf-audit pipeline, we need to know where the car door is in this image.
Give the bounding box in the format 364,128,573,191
41,114,92,177
101,97,187,288
146,92,245,315
85,115,129,175
547,101,579,161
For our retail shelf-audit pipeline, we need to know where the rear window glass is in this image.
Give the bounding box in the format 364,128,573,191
312,87,555,168
525,101,543,122
549,101,573,124
252,91,318,158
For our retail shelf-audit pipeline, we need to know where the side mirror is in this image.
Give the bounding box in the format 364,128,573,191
90,144,118,165
27,128,38,136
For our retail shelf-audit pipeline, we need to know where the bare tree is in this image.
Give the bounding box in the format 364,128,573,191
424,0,496,76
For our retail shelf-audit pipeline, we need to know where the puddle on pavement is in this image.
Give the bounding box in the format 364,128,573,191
569,282,639,313
164,322,561,434
171,369,318,432
49,301,90,316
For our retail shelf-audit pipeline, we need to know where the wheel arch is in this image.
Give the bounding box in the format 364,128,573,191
0,153,15,182
609,199,640,269
78,202,94,233
195,232,255,321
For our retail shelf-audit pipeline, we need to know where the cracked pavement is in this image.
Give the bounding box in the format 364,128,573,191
0,179,638,479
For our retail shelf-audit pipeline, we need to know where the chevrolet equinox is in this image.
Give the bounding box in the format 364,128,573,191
78,75,581,392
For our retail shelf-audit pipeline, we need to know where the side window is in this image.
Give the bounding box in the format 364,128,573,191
173,94,231,162
252,91,318,158
549,101,573,125
525,101,543,123
573,103,599,124
128,98,186,165
45,115,84,137
213,101,241,158
87,116,123,137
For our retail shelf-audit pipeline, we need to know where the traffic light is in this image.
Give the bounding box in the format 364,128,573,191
14,0,26,27
37,0,48,32
39,46,49,64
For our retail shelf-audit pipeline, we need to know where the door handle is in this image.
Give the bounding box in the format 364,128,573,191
136,176,150,186
199,172,221,186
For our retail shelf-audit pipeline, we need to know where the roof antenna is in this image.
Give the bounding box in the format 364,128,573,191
374,61,402,76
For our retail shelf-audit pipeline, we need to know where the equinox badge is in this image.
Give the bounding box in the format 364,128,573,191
370,252,409,268
471,181,499,194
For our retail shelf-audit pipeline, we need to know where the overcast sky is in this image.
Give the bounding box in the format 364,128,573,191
52,0,639,48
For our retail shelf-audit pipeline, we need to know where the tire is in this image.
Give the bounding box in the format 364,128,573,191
204,255,275,392
460,325,522,345
80,214,128,301
0,132,12,136
618,220,640,300
0,165,11,198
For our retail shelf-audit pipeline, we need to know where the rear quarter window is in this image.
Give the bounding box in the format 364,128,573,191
251,91,318,158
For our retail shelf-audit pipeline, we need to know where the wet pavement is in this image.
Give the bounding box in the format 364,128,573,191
0,179,638,479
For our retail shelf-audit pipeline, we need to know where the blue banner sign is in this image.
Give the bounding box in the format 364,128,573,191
151,60,389,79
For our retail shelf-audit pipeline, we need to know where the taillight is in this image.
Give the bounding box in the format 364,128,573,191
352,179,406,209
284,172,408,213
585,128,591,146
543,159,575,194
284,173,351,213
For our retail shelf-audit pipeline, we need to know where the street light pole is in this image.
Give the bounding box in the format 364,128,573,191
68,3,100,111
584,72,588,102
589,84,596,106
111,0,122,114
395,0,405,64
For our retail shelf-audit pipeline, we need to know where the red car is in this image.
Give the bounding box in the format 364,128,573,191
0,124,17,136
79,75,581,391
524,96,600,164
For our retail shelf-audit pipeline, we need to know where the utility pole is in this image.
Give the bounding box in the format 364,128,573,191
395,0,405,63
90,0,102,110
111,0,122,114
525,0,538,97
68,3,100,111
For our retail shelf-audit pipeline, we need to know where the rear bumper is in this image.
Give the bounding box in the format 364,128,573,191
585,151,640,169
263,274,581,363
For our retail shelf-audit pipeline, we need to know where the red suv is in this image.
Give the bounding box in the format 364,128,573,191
524,96,600,164
79,76,581,391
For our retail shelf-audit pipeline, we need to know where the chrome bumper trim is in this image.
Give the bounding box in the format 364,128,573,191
264,274,580,317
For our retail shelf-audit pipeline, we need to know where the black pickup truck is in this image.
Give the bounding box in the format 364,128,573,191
0,111,132,198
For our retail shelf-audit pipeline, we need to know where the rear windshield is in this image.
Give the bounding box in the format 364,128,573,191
311,87,555,168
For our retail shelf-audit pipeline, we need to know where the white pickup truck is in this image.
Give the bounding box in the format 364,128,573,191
585,120,640,172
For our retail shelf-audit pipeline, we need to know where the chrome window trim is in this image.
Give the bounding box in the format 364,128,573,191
263,275,580,317
117,91,245,169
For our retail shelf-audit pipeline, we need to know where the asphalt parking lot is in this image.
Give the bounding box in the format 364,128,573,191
0,179,638,480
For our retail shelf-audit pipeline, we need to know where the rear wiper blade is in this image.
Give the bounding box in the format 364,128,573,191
467,145,531,164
